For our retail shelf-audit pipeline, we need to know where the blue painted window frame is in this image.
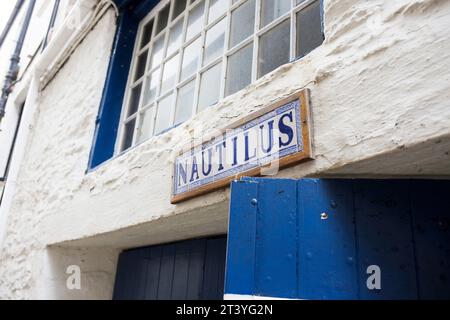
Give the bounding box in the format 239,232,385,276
88,0,324,170
88,0,159,170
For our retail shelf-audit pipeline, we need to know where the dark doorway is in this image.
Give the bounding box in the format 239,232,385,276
113,236,227,300
227,178,450,299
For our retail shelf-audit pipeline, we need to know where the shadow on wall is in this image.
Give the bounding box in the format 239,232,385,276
42,246,120,300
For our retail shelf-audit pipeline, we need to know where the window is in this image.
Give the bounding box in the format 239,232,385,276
91,0,323,163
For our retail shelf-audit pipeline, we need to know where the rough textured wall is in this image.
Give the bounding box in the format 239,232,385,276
0,10,117,299
0,0,450,299
36,0,449,248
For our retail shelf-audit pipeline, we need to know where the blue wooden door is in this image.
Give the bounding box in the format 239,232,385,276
113,236,227,300
225,178,450,300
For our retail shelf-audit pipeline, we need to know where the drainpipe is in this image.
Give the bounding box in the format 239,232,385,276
0,102,24,205
0,0,25,50
0,0,36,122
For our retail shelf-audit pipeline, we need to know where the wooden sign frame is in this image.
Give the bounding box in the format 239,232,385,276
171,89,313,204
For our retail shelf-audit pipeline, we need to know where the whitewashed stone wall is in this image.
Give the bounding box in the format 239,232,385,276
0,0,449,299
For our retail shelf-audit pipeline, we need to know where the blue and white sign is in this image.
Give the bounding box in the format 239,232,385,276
171,90,312,203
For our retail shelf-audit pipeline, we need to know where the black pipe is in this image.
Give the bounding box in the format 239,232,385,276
0,0,36,121
0,101,24,183
42,0,60,51
0,100,24,206
0,0,25,50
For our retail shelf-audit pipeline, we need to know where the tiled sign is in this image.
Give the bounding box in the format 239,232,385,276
171,90,313,204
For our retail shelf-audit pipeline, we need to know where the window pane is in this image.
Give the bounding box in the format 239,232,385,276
175,80,195,125
186,1,205,41
198,62,222,112
136,107,155,143
296,0,323,58
181,37,201,80
156,4,170,34
143,68,160,105
208,0,228,23
258,19,290,78
167,20,184,55
173,0,188,19
161,54,180,93
154,94,174,134
122,118,136,151
261,0,290,27
204,18,226,66
140,20,154,48
230,0,256,48
150,36,165,69
226,42,253,96
128,84,142,117
134,50,148,81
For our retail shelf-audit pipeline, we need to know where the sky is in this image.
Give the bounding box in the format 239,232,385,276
0,2,16,32
0,0,56,84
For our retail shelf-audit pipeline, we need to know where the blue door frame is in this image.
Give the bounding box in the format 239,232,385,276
225,178,450,300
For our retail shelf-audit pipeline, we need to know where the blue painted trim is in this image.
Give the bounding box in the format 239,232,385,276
133,0,160,20
88,0,158,170
225,180,258,296
88,12,138,170
226,178,450,300
297,179,358,299
255,179,298,298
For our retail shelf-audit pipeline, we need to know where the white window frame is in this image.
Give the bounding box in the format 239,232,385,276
116,0,320,154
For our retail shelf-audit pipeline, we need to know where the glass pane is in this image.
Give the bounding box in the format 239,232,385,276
226,42,253,96
156,4,170,34
229,0,256,48
150,36,165,69
143,68,160,105
167,20,184,55
134,50,148,81
122,118,136,151
154,94,174,134
181,37,201,80
136,107,155,143
261,0,290,27
175,80,195,125
186,1,205,41
296,0,323,58
161,54,180,93
258,19,290,78
208,0,228,23
204,18,226,66
140,20,154,48
128,84,142,117
173,0,188,19
198,62,222,112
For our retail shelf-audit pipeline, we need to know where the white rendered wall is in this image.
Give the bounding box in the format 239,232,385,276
0,0,450,299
